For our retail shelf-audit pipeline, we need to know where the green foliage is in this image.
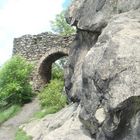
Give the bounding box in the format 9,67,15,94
51,11,76,36
0,105,21,124
39,79,66,109
38,63,67,117
15,129,32,140
0,55,33,105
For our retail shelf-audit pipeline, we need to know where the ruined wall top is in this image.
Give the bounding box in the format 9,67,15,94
13,32,75,62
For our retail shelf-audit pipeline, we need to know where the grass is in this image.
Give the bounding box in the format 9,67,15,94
33,106,61,119
0,105,21,124
15,129,32,140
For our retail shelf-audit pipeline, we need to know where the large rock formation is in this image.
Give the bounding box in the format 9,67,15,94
80,10,140,140
65,0,140,139
21,104,93,140
23,0,140,139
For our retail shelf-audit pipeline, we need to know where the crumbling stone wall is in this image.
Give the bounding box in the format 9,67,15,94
13,32,75,90
13,32,74,62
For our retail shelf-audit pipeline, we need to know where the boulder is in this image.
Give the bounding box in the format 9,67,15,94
65,0,140,102
22,104,93,140
67,0,140,31
80,9,140,139
65,0,140,139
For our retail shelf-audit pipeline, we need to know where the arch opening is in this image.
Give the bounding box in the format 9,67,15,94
38,51,68,85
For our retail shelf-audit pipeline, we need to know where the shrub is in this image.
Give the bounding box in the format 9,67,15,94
38,63,67,114
0,55,33,105
34,63,67,118
39,79,66,110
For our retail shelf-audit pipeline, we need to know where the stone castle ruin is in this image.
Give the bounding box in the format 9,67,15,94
13,32,75,90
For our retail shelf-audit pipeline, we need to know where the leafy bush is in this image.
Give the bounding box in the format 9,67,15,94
34,63,67,118
0,55,33,105
39,79,66,110
38,63,67,115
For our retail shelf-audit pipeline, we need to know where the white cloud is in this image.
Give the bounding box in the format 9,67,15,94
0,0,65,66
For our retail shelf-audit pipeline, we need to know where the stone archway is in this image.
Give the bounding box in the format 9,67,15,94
12,32,75,91
34,47,69,90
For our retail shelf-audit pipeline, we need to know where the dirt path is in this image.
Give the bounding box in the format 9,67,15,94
0,98,40,140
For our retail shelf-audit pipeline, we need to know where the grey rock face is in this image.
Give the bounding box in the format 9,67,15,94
22,104,94,140
65,0,140,140
67,0,140,31
80,10,140,139
65,30,100,102
65,0,140,101
117,0,140,13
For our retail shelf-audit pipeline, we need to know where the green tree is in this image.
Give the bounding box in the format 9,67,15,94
39,79,66,109
51,11,76,36
0,55,33,105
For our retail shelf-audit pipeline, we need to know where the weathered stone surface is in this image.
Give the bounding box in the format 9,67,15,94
65,0,140,140
13,32,74,62
34,47,69,90
95,108,106,124
67,0,140,31
80,9,140,140
21,104,94,140
65,30,101,102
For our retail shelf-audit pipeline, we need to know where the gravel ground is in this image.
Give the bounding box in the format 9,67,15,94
0,98,40,140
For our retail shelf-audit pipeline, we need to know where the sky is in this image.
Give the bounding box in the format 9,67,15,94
0,0,70,66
